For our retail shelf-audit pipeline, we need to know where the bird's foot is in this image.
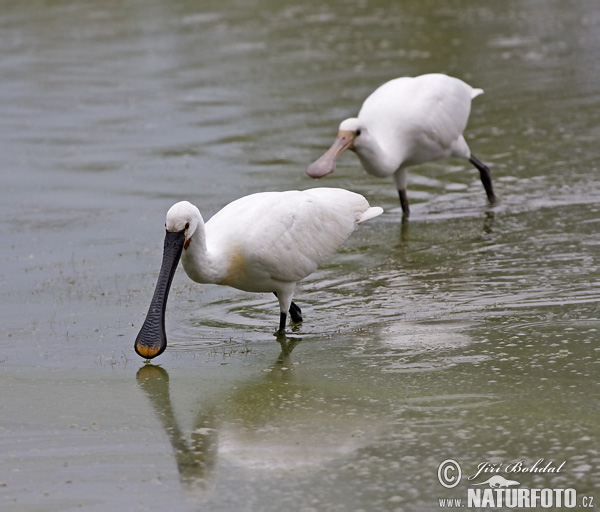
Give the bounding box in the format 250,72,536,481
276,311,287,335
470,154,497,205
289,301,303,324
398,189,410,218
274,330,288,343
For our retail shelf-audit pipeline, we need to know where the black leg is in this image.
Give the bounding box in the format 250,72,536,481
278,312,287,333
273,292,302,324
398,189,410,217
469,155,497,204
289,301,302,323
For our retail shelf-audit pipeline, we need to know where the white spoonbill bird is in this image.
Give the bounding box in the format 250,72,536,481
306,73,497,217
134,188,383,359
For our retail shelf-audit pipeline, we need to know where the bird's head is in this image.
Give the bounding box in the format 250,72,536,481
134,200,203,361
306,117,363,179
166,201,202,250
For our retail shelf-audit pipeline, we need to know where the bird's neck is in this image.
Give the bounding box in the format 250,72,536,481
180,224,225,285
355,134,402,177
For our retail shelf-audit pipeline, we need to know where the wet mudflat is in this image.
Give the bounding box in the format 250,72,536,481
1,1,598,510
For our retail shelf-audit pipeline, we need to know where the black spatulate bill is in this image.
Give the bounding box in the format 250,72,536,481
134,229,185,359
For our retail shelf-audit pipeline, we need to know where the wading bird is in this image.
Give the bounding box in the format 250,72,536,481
306,73,497,217
134,188,383,359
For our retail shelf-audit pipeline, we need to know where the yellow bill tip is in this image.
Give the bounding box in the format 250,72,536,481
135,343,162,359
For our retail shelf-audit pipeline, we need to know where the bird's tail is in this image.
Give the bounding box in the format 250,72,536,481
471,88,484,99
358,206,384,224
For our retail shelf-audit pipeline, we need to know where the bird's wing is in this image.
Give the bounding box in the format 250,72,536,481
414,75,475,150
360,74,476,161
206,189,373,283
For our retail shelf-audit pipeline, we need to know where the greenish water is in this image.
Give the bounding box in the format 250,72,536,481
1,0,598,510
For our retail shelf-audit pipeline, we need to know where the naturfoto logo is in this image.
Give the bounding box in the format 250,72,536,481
470,475,520,488
437,458,594,509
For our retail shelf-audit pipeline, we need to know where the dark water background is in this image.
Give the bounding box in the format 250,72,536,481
1,1,598,510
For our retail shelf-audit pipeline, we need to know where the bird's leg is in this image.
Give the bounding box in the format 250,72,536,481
278,312,287,333
469,154,497,205
394,168,410,217
289,301,302,324
398,189,410,217
273,292,301,332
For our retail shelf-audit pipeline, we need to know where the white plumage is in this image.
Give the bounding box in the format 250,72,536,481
135,188,382,359
306,73,497,216
177,188,381,300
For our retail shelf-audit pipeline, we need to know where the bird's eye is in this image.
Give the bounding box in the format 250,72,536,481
185,222,190,229
356,129,361,136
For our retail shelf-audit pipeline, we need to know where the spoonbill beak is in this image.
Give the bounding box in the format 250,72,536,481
134,229,186,359
306,130,356,178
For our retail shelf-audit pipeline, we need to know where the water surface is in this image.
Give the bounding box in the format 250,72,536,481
1,0,598,510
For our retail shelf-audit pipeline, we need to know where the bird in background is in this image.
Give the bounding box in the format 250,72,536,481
306,73,497,217
134,188,383,360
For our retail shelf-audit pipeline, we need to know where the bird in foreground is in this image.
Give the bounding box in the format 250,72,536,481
306,73,497,217
134,188,383,359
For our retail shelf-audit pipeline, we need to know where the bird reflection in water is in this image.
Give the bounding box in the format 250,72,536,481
136,364,218,491
135,337,300,491
396,209,497,249
483,210,495,236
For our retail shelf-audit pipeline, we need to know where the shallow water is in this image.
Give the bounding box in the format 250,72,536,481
1,0,599,510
